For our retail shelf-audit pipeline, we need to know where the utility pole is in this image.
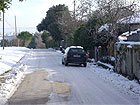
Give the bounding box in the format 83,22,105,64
3,10,5,50
74,0,76,20
15,16,17,36
15,16,19,47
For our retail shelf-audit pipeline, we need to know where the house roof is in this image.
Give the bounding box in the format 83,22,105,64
118,28,140,41
117,13,140,24
116,41,140,46
98,24,109,32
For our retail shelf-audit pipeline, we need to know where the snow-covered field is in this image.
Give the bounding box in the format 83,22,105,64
0,47,30,105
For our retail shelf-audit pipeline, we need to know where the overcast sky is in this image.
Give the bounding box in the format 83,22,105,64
0,0,74,34
0,0,140,34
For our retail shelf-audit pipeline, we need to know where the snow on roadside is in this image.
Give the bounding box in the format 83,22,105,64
89,63,140,96
0,64,27,105
97,61,114,70
0,47,29,75
0,64,27,97
0,97,7,105
56,50,63,54
0,47,30,105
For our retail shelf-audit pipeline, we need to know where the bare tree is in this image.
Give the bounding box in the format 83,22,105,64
57,7,84,46
95,0,139,36
75,0,95,20
91,0,139,56
35,35,46,49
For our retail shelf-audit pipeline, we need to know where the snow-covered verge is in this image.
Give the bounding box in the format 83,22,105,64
56,50,63,54
89,63,140,96
0,47,29,105
0,47,29,75
0,64,27,105
97,61,114,70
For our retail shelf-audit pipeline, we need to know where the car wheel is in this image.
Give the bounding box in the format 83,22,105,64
62,61,64,64
64,61,68,66
84,63,87,67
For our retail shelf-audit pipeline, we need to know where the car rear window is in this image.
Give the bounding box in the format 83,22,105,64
69,48,84,53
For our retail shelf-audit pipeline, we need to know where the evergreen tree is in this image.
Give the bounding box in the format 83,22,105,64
37,4,74,45
28,36,36,49
17,31,32,47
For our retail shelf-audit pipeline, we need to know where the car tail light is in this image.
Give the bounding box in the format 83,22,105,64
67,54,70,57
84,54,87,57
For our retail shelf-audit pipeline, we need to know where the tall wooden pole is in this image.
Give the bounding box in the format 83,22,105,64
15,16,17,36
3,11,4,50
15,16,19,47
74,0,76,19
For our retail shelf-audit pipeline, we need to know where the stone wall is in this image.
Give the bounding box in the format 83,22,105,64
115,42,140,80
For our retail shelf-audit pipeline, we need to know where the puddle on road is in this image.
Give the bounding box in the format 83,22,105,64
47,82,70,105
41,70,71,103
41,69,70,98
52,82,70,97
8,70,71,105
33,70,71,97
43,70,71,99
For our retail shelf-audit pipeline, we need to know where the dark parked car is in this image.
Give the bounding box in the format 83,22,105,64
62,46,87,67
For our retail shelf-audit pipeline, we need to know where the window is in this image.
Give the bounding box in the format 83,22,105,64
69,48,84,53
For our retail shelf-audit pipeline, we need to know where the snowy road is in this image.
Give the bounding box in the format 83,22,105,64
8,49,139,105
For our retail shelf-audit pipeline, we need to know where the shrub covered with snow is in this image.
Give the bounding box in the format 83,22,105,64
100,56,115,66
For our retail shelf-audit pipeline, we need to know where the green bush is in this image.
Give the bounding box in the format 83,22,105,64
45,40,57,48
